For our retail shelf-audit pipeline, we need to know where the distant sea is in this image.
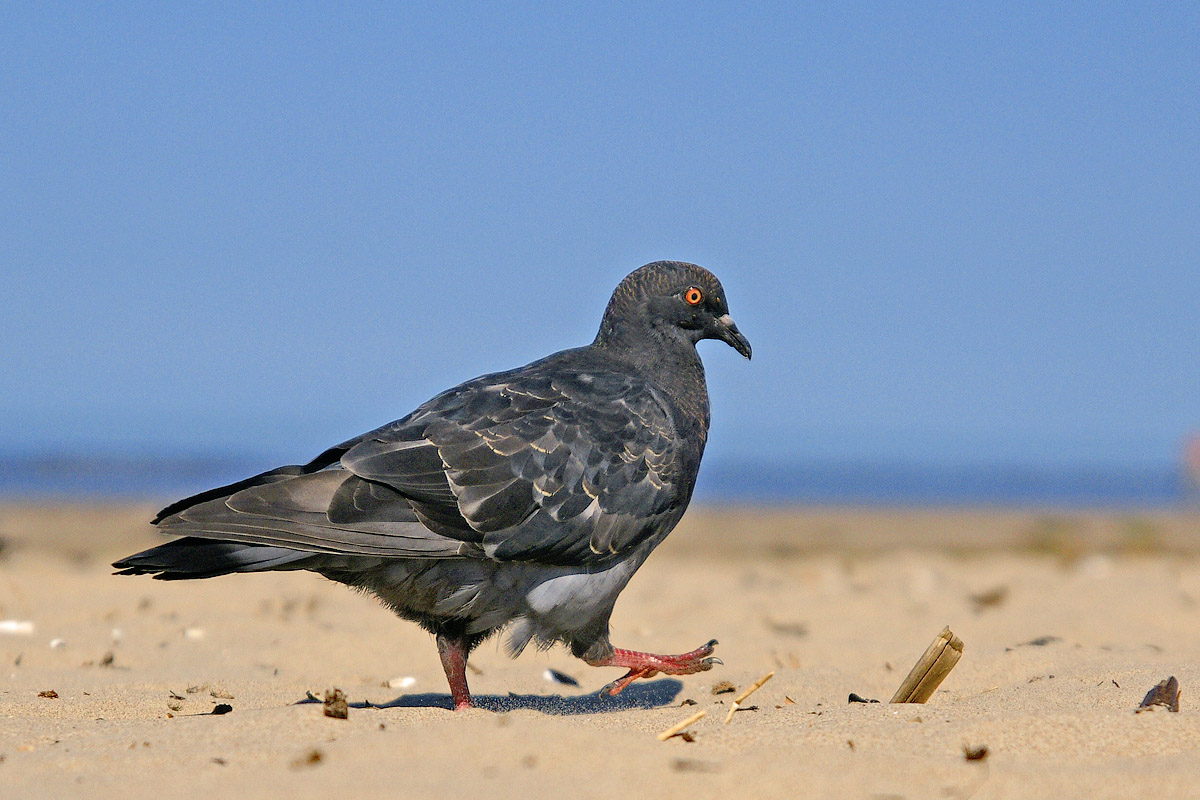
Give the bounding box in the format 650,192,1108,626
0,453,1191,509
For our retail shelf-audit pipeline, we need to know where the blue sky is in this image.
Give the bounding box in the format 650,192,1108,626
2,3,1197,469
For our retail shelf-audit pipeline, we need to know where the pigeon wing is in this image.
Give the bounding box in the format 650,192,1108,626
343,369,686,566
154,468,469,557
152,367,686,565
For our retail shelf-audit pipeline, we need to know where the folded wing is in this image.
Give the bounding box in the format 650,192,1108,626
152,366,684,567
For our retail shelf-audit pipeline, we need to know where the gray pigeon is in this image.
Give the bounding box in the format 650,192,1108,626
114,260,751,710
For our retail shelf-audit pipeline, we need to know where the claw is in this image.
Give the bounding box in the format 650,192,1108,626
603,668,655,697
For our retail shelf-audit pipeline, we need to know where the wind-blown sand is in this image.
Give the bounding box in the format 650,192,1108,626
2,503,1199,799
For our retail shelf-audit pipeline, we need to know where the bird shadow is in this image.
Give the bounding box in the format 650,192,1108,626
296,678,683,715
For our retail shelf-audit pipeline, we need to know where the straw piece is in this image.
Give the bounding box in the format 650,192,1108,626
889,626,964,703
657,709,707,741
724,671,775,723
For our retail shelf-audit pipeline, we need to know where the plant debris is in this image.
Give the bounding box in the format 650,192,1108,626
725,671,774,723
291,748,324,768
763,617,809,637
1006,635,1061,651
323,688,348,719
711,680,736,695
848,693,880,704
970,586,1009,613
1137,676,1181,713
963,743,990,761
890,626,964,703
38,690,59,698
657,709,707,741
771,651,802,669
211,704,233,715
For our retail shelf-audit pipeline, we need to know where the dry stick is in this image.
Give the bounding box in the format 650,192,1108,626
657,709,707,741
724,671,775,723
890,626,964,704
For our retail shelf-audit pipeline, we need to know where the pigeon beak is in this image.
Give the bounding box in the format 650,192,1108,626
714,314,752,360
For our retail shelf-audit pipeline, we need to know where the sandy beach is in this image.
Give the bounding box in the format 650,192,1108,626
3,503,1199,799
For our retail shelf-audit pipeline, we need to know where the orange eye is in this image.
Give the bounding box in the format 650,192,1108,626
684,287,703,305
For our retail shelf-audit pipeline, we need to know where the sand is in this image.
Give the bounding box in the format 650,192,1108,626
2,503,1200,799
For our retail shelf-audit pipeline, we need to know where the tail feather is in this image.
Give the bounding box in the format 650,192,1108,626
113,537,313,581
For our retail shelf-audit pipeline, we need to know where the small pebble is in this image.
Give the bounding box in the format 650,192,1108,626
323,688,348,719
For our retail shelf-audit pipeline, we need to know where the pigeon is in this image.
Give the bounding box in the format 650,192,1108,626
114,260,751,710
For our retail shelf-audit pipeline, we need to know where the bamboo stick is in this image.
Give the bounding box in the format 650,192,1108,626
657,709,707,741
889,626,964,703
724,671,775,723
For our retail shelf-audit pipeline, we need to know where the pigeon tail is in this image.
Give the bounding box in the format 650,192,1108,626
112,538,313,580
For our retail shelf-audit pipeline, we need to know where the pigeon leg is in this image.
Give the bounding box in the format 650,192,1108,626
436,633,474,711
586,639,721,696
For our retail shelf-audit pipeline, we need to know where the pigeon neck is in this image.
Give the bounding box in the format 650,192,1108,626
594,323,711,432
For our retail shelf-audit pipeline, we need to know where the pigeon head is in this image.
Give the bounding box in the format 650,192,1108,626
595,261,752,360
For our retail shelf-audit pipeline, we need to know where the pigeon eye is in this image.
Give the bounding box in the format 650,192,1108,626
684,287,703,306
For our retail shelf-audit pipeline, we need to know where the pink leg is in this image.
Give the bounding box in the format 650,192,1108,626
586,639,721,696
436,633,474,711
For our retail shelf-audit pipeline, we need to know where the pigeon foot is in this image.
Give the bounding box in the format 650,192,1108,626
591,639,721,696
